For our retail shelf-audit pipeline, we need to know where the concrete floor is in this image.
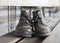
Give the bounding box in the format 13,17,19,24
43,22,60,43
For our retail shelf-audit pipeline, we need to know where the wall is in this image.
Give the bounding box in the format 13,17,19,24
0,0,59,6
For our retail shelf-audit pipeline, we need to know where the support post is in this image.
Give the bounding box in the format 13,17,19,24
42,7,45,17
8,6,10,32
29,8,31,18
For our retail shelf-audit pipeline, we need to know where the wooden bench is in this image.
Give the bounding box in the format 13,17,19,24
0,17,59,43
46,18,60,31
18,18,60,43
0,31,24,43
46,17,53,23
